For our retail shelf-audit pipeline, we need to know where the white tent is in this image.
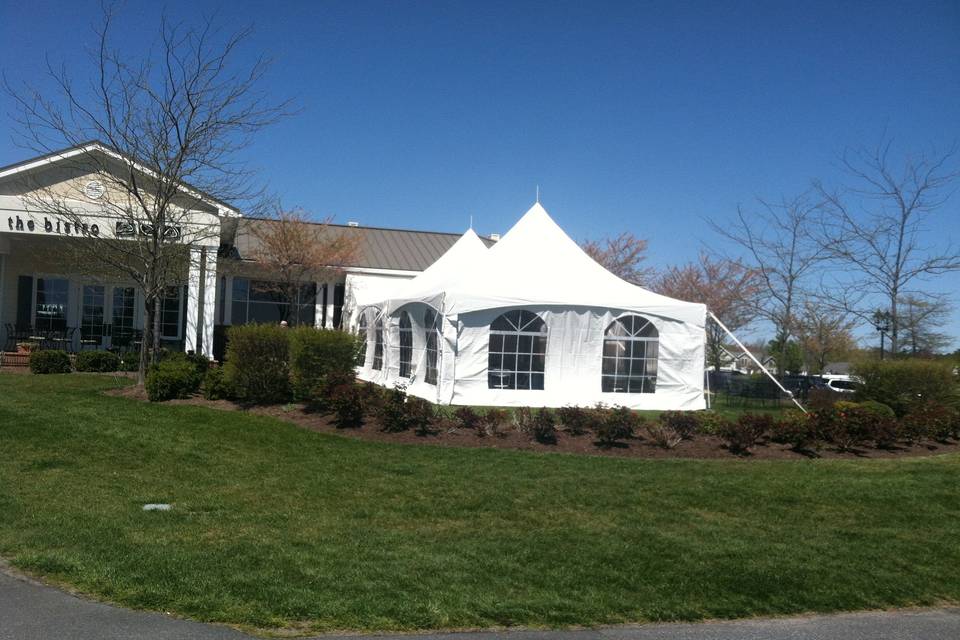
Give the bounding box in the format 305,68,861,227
355,204,706,410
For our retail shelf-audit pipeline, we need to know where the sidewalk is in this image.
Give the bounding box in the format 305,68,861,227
2,567,958,640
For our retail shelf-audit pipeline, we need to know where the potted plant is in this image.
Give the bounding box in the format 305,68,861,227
16,341,40,354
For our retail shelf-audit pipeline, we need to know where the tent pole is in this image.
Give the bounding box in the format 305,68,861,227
708,311,806,414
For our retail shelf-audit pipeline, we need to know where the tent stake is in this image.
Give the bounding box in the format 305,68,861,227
708,311,807,414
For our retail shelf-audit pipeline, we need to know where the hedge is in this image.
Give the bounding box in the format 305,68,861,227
289,327,361,400
853,359,957,416
74,350,121,372
29,350,72,374
146,357,203,401
223,324,291,404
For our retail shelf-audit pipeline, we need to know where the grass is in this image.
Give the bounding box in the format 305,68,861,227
1,373,958,634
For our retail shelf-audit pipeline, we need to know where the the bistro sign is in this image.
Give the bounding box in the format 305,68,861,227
6,214,182,241
6,214,100,236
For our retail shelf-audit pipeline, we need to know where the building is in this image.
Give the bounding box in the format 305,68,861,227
0,143,482,360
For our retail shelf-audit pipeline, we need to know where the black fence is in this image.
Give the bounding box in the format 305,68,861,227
707,371,824,408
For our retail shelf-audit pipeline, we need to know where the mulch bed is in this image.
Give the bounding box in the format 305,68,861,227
105,385,960,461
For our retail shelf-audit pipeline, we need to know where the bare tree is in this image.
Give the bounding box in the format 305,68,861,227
5,6,290,383
243,208,360,323
897,294,953,356
710,192,825,373
655,253,763,372
813,139,960,354
582,232,652,285
795,301,857,374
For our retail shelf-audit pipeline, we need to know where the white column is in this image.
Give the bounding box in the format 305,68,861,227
201,248,217,359
325,280,336,328
184,246,202,354
0,253,6,347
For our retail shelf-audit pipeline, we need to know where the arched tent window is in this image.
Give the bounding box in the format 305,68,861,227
602,315,658,393
398,311,413,378
357,311,369,366
424,308,441,385
372,316,384,371
488,310,547,390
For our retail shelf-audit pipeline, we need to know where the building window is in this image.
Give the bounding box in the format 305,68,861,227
35,277,69,332
231,278,316,326
357,312,369,366
488,310,546,390
398,311,413,378
372,317,384,370
160,286,183,340
424,308,441,385
80,285,106,343
602,315,658,394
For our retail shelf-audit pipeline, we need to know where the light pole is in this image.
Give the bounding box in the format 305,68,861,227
873,310,892,360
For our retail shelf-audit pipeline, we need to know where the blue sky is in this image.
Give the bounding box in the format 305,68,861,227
2,1,959,344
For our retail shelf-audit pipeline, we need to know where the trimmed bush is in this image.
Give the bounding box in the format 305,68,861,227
74,350,121,372
223,324,291,404
29,350,72,374
659,411,699,440
289,328,361,400
720,413,772,454
695,412,728,436
512,407,535,433
853,359,957,417
201,366,231,401
772,411,820,453
532,408,558,444
378,384,437,434
453,406,484,431
478,409,508,437
594,405,638,447
146,358,202,401
328,382,365,428
901,403,959,443
556,406,591,435
644,421,682,449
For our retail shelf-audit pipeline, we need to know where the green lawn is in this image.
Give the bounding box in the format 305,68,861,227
1,373,958,635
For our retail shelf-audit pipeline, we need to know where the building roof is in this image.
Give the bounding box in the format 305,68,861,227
230,217,497,272
0,140,239,216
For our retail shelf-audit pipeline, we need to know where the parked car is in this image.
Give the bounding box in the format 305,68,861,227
819,375,860,394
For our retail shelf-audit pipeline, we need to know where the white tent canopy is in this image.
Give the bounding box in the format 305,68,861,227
356,203,706,410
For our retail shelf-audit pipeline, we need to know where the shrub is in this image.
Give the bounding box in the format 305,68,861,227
378,384,437,434
859,400,896,419
289,328,360,400
223,324,291,405
594,405,637,447
853,359,957,417
74,350,120,372
29,350,71,374
556,406,591,435
820,403,885,452
695,412,728,436
512,407,535,433
644,421,682,449
478,409,508,437
201,366,231,400
453,406,484,431
901,403,959,443
772,410,820,453
531,408,558,444
328,382,365,428
720,413,772,454
146,358,202,401
659,411,699,440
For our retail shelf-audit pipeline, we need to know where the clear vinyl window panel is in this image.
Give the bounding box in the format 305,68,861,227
488,310,547,390
424,308,441,385
398,311,413,378
602,315,659,394
372,318,384,371
357,313,369,366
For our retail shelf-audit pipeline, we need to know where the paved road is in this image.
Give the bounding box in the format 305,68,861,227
2,567,958,639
